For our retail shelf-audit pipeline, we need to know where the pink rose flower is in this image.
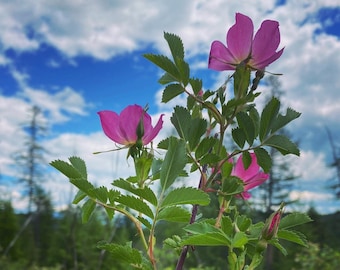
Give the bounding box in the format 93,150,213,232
231,153,269,199
208,13,284,71
98,105,164,146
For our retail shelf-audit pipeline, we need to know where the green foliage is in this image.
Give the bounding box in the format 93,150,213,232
160,137,187,190
160,187,210,208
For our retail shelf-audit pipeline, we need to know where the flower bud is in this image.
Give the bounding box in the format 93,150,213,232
261,203,284,240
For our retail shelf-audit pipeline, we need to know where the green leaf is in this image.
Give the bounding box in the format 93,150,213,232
116,195,154,219
91,186,108,203
144,54,179,79
112,179,158,206
271,107,301,134
72,190,87,204
269,238,288,256
221,216,233,236
96,242,142,266
181,232,231,246
254,147,272,173
189,78,203,95
50,159,83,179
160,137,187,190
108,189,121,204
259,97,280,141
157,206,191,222
236,215,252,232
161,187,210,208
277,229,308,247
176,58,190,86
232,128,246,148
195,137,218,160
242,150,251,170
162,83,184,103
69,178,95,196
164,32,184,61
265,135,300,156
279,212,313,229
171,106,207,150
82,199,96,223
249,106,260,137
183,219,217,234
236,111,255,145
137,216,152,229
222,176,244,195
158,72,177,85
232,232,248,248
69,156,87,180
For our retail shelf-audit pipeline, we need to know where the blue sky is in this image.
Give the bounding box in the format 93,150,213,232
1,0,340,214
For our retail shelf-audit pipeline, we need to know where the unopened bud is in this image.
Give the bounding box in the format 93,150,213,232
261,203,284,240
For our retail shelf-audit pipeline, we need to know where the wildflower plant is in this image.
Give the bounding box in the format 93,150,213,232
51,13,312,270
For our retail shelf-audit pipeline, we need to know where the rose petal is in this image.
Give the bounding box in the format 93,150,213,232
142,114,164,144
227,13,253,63
98,110,126,144
208,41,236,70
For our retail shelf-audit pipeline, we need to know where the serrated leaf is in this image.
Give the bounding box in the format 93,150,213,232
105,207,115,220
50,159,83,179
176,58,190,86
242,151,251,170
249,106,260,137
112,179,158,206
69,156,87,180
254,147,272,173
158,72,177,85
96,242,142,266
160,137,187,190
72,190,87,204
269,238,288,256
236,215,252,232
69,178,95,196
164,32,184,61
221,216,233,236
161,187,210,208
232,128,246,148
181,232,231,246
236,112,255,145
116,195,154,219
144,54,179,79
277,229,308,247
279,212,313,229
108,189,121,204
271,107,301,134
157,206,190,222
265,135,300,156
232,232,248,248
137,216,152,229
222,176,244,195
91,186,108,203
162,83,184,103
259,97,280,141
195,137,218,160
82,199,96,223
189,78,203,95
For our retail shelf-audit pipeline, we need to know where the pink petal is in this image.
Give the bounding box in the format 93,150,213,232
253,48,284,70
227,13,253,63
251,20,283,69
244,172,269,191
142,114,164,144
98,110,127,144
232,153,259,180
208,41,236,70
119,105,144,144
